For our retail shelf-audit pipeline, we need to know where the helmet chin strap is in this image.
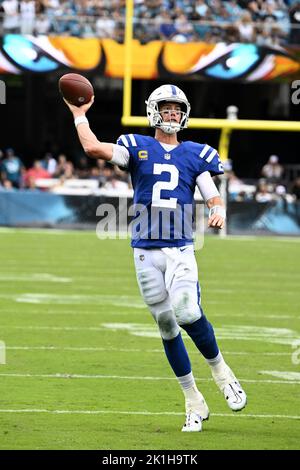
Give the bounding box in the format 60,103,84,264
158,122,181,135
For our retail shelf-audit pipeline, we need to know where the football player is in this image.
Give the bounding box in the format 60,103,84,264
63,84,247,432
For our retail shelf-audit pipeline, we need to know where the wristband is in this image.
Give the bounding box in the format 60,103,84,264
74,116,88,127
209,205,226,219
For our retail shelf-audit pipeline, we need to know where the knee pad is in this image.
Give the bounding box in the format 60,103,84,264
136,267,167,305
149,299,180,340
171,286,201,326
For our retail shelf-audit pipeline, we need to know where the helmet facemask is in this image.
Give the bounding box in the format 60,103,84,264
145,85,191,135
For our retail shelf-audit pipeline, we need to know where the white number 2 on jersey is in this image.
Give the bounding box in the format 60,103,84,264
152,163,179,209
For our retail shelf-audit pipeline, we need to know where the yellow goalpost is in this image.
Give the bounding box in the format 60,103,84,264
121,0,300,162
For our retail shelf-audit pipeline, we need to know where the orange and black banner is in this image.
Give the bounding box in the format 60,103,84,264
0,35,299,82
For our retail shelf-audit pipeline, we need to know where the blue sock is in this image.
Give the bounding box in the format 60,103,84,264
181,311,219,360
162,333,191,377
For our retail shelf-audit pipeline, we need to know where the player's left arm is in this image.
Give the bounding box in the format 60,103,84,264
196,144,226,230
196,171,226,230
206,195,226,229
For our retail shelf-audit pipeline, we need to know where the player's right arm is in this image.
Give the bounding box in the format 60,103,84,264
63,97,116,162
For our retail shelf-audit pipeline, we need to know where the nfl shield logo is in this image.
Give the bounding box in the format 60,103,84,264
139,255,145,261
164,153,171,160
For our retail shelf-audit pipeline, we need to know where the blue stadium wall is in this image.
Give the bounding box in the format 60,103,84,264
0,191,299,235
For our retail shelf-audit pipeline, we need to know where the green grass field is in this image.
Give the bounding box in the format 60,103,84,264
0,228,299,450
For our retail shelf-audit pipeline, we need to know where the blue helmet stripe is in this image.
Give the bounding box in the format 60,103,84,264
170,85,177,96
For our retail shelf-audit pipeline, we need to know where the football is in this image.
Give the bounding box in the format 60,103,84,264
59,73,94,107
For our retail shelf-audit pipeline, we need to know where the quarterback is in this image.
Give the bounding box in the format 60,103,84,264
63,84,247,432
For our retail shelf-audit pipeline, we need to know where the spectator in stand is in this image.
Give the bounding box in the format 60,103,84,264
255,180,274,202
174,10,196,41
194,0,209,18
144,0,163,18
237,11,256,42
34,13,51,34
101,165,129,191
224,0,243,21
96,160,108,187
192,6,214,39
2,0,20,33
261,155,284,185
20,0,36,34
0,179,14,191
0,148,24,188
214,2,230,23
41,152,57,175
227,170,254,201
24,160,51,189
76,155,91,179
95,10,115,38
89,166,100,182
96,158,106,172
53,153,68,177
158,11,178,40
40,0,59,21
274,184,294,203
112,9,125,43
225,23,241,41
61,161,75,180
99,165,114,188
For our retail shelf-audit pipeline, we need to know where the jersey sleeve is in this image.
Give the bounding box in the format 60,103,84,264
111,144,130,168
198,144,224,177
116,134,139,172
116,134,139,150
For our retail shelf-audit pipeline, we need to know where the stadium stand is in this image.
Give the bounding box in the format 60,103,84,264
0,0,299,45
1,145,299,203
0,146,132,194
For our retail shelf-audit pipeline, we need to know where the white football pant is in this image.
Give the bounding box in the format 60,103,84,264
133,246,202,340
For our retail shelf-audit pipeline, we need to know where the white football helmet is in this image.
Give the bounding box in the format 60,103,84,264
145,84,191,135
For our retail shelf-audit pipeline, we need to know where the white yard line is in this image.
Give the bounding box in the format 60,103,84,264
0,228,94,235
259,371,300,381
0,408,298,420
0,310,139,316
0,326,109,331
0,274,71,283
0,373,299,385
211,314,296,319
5,346,292,357
1,324,299,347
1,309,298,320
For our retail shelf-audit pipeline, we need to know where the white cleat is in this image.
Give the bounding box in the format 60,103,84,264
212,365,247,411
181,394,210,432
223,381,247,411
182,411,203,432
186,393,210,420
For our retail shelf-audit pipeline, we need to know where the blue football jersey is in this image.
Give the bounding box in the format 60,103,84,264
116,134,224,248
